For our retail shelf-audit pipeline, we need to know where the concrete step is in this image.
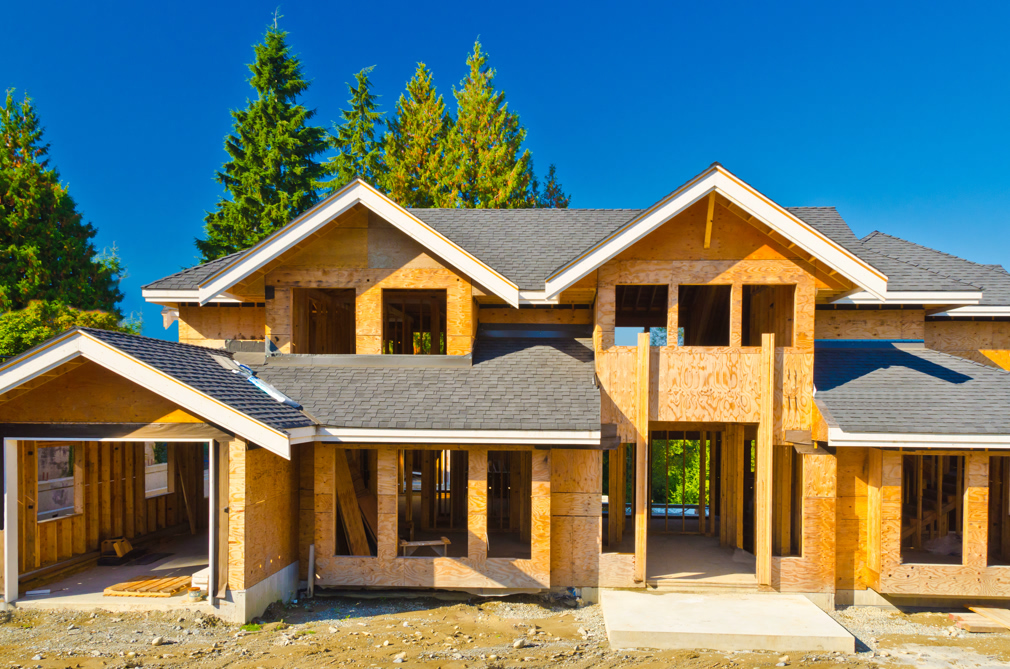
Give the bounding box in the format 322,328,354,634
602,589,854,653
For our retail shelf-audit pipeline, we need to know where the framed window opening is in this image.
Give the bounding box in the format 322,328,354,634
487,451,532,559
293,288,356,354
678,285,731,346
615,285,668,346
900,454,965,565
145,442,175,499
383,289,447,355
333,448,379,557
37,443,83,521
742,284,795,347
396,449,468,558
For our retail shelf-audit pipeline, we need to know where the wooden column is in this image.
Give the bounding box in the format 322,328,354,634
866,448,882,589
699,432,707,534
3,438,18,605
964,453,990,569
756,332,775,586
226,439,246,592
467,447,488,562
376,448,398,560
634,332,650,583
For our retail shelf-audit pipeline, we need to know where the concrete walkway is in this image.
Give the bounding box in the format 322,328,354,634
602,590,854,652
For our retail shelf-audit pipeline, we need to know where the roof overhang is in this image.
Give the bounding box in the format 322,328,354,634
830,290,984,306
929,305,1010,318
300,427,601,446
0,330,293,458
828,427,1010,449
192,180,520,307
543,164,888,301
141,290,251,307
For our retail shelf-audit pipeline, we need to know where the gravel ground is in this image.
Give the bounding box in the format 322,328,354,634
0,594,1008,669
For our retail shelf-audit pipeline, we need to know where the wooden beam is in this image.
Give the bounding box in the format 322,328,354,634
756,332,775,586
634,332,650,583
699,431,707,534
333,448,370,556
704,192,715,249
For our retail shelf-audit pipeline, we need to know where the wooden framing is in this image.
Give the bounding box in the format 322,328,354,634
756,333,775,586
634,333,649,583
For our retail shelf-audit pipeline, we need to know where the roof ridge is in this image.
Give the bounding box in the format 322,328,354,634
863,230,1009,275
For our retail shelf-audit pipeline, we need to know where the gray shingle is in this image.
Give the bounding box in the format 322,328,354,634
251,335,599,432
815,340,1010,435
80,328,314,430
861,231,1010,306
142,251,245,291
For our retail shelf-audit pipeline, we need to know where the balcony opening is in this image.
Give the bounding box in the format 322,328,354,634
900,454,965,565
487,451,532,559
383,289,447,355
292,288,356,354
678,285,731,346
615,284,668,346
397,449,468,558
742,284,794,347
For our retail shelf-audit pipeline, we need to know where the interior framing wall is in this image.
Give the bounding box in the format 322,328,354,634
312,443,551,589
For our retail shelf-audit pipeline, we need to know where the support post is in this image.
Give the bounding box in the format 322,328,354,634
699,431,707,534
207,440,218,605
634,332,650,583
756,332,775,586
3,439,17,607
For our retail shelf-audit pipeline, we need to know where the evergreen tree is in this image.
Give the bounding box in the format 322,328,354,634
0,90,125,313
197,26,329,261
536,164,570,208
380,63,451,207
0,300,140,358
326,67,386,191
439,41,534,208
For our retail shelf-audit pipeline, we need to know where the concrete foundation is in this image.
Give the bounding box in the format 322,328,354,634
601,590,855,652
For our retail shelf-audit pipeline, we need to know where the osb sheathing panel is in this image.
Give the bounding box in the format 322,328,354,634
772,452,836,593
876,451,1010,596
313,444,551,590
0,361,202,424
479,308,593,325
926,320,1010,370
835,448,869,590
228,441,299,591
815,309,925,341
178,306,265,347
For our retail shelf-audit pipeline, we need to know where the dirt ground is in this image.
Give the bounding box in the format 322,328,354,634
0,592,1009,669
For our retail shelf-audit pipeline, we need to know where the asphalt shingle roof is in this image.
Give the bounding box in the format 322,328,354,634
80,328,314,430
861,231,1010,305
814,340,1010,435
251,334,600,431
142,251,245,291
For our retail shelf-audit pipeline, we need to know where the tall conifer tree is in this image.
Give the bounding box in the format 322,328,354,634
0,90,124,313
327,67,386,191
536,164,570,208
197,26,328,261
439,41,533,208
381,64,451,207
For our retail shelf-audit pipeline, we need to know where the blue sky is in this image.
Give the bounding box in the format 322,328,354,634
3,0,1009,338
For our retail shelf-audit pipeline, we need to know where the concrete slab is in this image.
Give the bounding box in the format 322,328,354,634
602,590,855,652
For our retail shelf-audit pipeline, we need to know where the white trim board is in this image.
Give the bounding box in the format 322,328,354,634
542,164,888,301
302,427,601,446
930,306,1010,318
193,180,520,307
828,427,1010,449
831,290,983,306
0,331,292,459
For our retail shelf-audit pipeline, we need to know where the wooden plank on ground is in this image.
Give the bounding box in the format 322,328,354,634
951,612,1005,633
970,607,1010,631
103,574,190,598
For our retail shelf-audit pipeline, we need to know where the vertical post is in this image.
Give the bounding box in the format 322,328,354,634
634,332,650,582
3,439,17,607
756,332,775,587
964,453,989,569
208,440,218,605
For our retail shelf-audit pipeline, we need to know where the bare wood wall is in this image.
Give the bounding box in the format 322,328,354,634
18,441,206,575
178,305,265,348
814,309,925,340
772,452,837,593
313,444,551,590
926,321,1010,369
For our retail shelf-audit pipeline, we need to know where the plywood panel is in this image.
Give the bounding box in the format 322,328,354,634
480,308,592,325
178,305,265,347
815,309,925,340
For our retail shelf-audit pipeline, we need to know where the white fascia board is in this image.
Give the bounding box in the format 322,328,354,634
828,427,1010,449
75,334,292,458
0,332,83,396
518,291,560,305
931,305,1010,318
141,290,249,306
832,290,983,306
195,180,520,307
543,166,887,301
302,427,601,446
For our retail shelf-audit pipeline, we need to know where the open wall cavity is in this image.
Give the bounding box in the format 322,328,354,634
332,448,378,557
678,285,731,346
900,454,965,565
397,449,467,558
292,288,356,354
742,284,794,347
615,285,668,346
603,444,634,552
383,289,447,355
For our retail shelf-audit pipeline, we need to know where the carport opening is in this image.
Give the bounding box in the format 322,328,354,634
18,440,211,606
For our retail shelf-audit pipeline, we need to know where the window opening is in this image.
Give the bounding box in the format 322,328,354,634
678,285,731,346
487,451,532,559
615,285,668,346
145,442,174,498
603,443,635,552
37,443,81,521
901,454,965,564
383,289,447,355
397,449,468,557
293,288,356,354
333,448,378,556
742,284,794,347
